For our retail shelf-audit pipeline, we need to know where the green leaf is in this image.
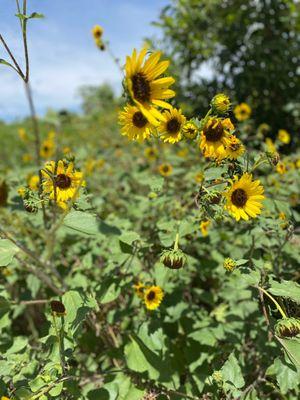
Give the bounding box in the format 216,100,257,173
119,231,140,245
63,211,98,235
266,357,300,394
124,333,172,381
276,336,300,367
62,290,96,335
0,239,18,267
269,279,300,304
15,12,44,20
221,352,245,390
97,279,121,304
0,59,16,70
49,382,63,396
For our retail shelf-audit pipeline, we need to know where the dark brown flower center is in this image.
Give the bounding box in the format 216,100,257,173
203,120,224,142
147,291,156,301
231,188,247,207
55,174,71,189
131,73,151,102
132,111,148,128
162,165,170,173
167,118,181,134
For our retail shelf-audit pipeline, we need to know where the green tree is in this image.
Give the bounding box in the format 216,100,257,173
78,83,118,116
153,0,300,133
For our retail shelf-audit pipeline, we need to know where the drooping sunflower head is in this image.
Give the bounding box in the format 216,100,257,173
158,163,172,177
144,286,164,310
277,129,290,144
182,121,198,140
158,107,186,144
40,139,55,159
42,160,85,206
119,104,154,142
234,103,252,121
92,25,103,39
200,117,232,158
125,47,175,124
224,173,265,221
219,134,245,160
211,93,231,115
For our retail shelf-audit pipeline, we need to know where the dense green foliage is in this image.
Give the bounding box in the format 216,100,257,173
0,2,300,400
152,0,300,134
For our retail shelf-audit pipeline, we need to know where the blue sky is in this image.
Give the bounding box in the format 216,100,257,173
0,0,169,121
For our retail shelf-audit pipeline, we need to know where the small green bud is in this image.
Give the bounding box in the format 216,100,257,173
212,370,223,384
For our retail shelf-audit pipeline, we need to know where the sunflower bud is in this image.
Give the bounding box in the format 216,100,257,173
50,300,66,317
223,258,236,272
182,122,198,140
160,249,187,270
275,317,300,338
212,370,223,384
211,93,231,115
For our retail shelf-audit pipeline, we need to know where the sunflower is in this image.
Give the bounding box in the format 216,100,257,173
220,134,245,160
144,286,164,310
199,117,233,158
182,121,198,139
22,153,33,163
158,163,172,177
133,282,145,299
276,162,287,175
158,108,186,144
40,139,55,159
119,104,154,142
144,147,158,161
125,47,175,125
92,25,103,39
18,128,27,142
195,172,204,184
234,103,251,121
200,220,210,237
42,160,85,206
28,175,40,191
277,129,290,144
224,173,265,221
177,148,188,158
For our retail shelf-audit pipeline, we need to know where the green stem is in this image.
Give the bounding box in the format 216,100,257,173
52,313,66,373
257,286,287,319
173,233,179,251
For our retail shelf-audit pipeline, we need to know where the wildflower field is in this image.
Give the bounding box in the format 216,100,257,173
0,1,300,399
